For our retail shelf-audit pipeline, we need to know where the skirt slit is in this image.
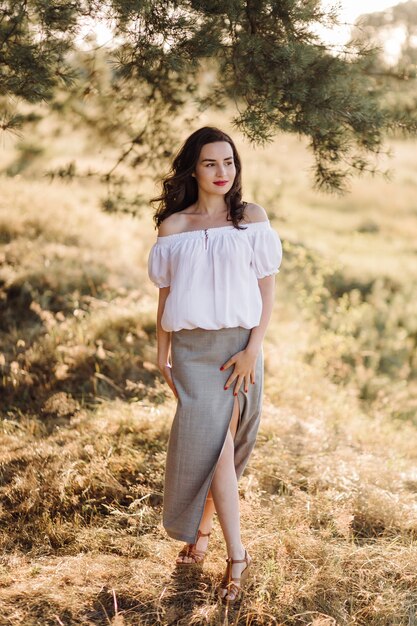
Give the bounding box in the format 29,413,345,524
191,391,242,544
162,326,263,545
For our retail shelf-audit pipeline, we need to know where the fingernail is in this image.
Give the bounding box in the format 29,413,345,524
224,386,228,390
245,388,248,392
220,366,224,370
233,392,237,396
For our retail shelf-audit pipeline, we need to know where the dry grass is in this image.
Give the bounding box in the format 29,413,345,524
1,116,417,624
1,387,417,624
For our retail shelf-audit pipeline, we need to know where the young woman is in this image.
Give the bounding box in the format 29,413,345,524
147,126,282,604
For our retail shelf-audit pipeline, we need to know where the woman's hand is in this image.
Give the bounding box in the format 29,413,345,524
220,347,259,395
159,363,178,399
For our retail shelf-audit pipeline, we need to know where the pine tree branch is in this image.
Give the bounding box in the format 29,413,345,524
104,129,147,180
2,0,417,193
364,70,417,81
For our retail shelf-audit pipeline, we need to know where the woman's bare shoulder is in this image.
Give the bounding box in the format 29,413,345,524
157,212,189,237
243,202,269,223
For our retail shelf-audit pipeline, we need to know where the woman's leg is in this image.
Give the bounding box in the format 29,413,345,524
176,396,240,565
210,398,249,599
175,490,216,563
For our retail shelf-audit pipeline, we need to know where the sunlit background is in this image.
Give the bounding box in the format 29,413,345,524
317,0,417,64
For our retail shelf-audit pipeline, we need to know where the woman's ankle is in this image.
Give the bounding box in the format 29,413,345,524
228,543,245,559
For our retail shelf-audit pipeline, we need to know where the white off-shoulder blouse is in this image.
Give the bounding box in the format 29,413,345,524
147,219,282,332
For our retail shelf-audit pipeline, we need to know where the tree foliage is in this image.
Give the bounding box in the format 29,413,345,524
1,0,417,192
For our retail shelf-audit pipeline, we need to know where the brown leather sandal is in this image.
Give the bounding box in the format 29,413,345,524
176,530,211,565
218,549,252,604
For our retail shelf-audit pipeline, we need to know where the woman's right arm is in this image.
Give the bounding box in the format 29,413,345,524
157,286,172,369
156,286,178,399
153,214,180,398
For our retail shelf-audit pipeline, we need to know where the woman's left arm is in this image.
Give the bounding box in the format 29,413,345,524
245,274,276,356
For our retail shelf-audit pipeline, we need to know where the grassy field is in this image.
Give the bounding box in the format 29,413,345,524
1,113,417,625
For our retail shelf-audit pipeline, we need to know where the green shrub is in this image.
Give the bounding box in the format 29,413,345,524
282,240,417,421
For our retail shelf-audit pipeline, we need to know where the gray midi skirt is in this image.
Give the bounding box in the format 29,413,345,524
163,325,264,544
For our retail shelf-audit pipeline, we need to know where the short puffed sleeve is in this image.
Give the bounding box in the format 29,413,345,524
147,241,171,288
248,222,283,279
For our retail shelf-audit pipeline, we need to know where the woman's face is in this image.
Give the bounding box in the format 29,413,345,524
192,141,236,196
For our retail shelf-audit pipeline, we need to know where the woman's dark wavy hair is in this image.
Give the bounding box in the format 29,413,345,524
151,126,248,230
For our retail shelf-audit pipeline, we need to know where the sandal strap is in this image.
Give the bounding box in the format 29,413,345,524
189,548,206,556
224,581,241,598
178,546,205,561
178,531,211,561
226,550,248,564
227,581,241,589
